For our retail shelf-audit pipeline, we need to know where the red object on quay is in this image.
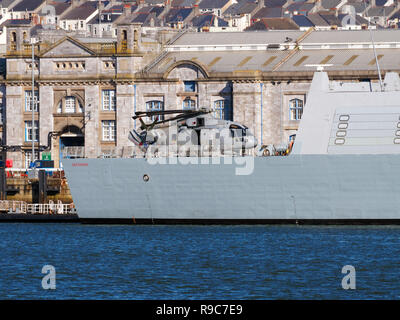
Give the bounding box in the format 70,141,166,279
6,159,13,168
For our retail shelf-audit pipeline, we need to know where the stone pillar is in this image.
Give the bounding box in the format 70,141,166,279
84,85,100,158
5,86,24,168
116,83,135,147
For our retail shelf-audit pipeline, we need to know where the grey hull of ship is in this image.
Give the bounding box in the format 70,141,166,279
62,155,400,223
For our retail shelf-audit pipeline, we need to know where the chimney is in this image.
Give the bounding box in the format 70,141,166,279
213,15,218,27
257,0,264,10
123,4,131,16
193,4,200,15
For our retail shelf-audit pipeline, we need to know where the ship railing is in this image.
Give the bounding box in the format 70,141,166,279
0,200,74,215
0,200,27,213
63,146,85,158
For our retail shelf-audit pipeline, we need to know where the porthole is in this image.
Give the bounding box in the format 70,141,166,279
397,122,400,128
394,138,400,144
396,130,400,136
338,123,348,129
339,115,349,121
336,130,346,137
143,174,149,182
335,138,345,145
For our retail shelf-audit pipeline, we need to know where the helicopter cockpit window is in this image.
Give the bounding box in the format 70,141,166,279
229,125,247,137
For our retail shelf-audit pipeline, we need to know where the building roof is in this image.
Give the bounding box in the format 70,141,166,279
253,7,283,19
12,0,45,12
246,17,300,30
165,7,193,23
171,0,198,7
367,5,397,17
198,0,231,9
306,13,331,26
224,1,258,15
61,2,97,20
319,12,342,26
264,0,287,8
320,0,342,10
376,0,389,6
0,18,32,27
389,8,400,20
53,2,71,16
292,14,314,27
147,30,400,75
0,0,18,9
88,13,120,24
191,14,229,27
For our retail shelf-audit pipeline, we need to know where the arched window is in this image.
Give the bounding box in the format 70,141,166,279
57,96,83,114
146,100,163,120
214,99,232,120
183,98,196,110
11,32,16,42
289,98,303,121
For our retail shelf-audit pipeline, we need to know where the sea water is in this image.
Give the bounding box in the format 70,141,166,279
0,223,399,299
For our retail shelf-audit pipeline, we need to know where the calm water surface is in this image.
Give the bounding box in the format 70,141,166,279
0,223,399,299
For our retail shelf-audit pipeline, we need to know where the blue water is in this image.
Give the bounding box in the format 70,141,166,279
0,223,399,299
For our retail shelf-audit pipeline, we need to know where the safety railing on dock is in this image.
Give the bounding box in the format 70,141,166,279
0,200,75,215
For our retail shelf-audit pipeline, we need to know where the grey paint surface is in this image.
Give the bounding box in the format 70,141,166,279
63,155,400,220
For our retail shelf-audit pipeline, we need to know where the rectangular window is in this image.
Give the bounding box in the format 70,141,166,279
184,81,196,92
65,97,76,113
102,120,116,141
24,151,40,169
25,121,39,142
25,90,39,112
214,100,232,120
102,90,116,111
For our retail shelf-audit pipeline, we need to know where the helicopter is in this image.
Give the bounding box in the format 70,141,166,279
128,108,258,156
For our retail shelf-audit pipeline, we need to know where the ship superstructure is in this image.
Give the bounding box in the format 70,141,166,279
62,71,400,224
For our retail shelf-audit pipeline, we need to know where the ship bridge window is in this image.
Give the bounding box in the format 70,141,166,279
229,125,246,137
289,99,303,121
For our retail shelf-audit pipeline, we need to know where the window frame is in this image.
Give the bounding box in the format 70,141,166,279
25,90,39,112
289,98,303,121
102,120,116,142
102,89,116,111
213,99,232,120
182,98,196,110
184,81,196,92
25,120,39,142
146,100,164,121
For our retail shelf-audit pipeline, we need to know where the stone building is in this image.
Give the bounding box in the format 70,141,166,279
2,24,400,168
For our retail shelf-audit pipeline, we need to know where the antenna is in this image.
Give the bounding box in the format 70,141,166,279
363,0,383,91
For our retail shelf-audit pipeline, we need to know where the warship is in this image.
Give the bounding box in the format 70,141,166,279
62,71,400,224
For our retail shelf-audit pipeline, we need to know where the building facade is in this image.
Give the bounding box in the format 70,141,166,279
2,26,400,168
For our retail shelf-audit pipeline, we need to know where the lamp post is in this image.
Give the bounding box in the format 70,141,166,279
28,38,42,167
31,38,35,166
